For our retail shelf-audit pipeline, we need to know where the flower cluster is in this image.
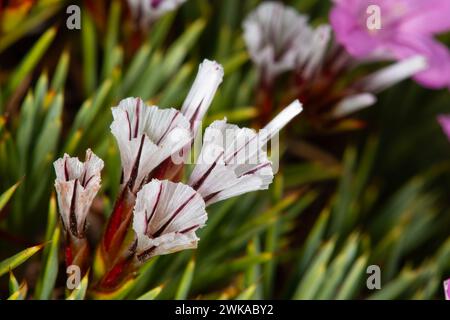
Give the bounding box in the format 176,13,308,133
53,59,302,289
243,1,429,124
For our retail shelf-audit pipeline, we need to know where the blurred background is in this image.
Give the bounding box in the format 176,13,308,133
0,0,449,299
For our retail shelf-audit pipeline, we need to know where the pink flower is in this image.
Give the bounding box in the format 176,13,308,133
330,0,450,89
444,278,450,300
438,115,450,141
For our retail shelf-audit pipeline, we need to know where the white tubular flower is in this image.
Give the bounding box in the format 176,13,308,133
444,278,450,300
356,56,427,93
181,59,224,138
128,0,187,27
332,93,376,118
54,149,104,238
111,97,192,193
132,179,207,262
189,100,302,205
296,24,331,80
243,2,308,84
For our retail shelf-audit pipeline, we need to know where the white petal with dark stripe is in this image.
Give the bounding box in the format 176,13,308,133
111,97,192,193
243,2,308,83
181,59,224,137
132,179,207,262
189,100,302,205
53,149,104,237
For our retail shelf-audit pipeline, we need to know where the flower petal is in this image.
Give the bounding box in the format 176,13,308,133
390,36,450,89
243,2,308,83
355,56,427,93
181,59,224,137
189,100,302,205
110,97,192,193
132,179,207,261
128,0,187,27
438,115,450,141
53,149,104,237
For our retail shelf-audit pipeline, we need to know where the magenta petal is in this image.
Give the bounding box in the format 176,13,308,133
400,0,450,35
329,7,379,57
438,115,450,141
390,36,450,89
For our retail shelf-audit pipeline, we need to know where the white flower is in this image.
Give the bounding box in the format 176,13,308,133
444,278,450,300
189,100,302,205
332,93,376,118
54,149,104,238
243,2,308,84
132,179,207,262
181,59,224,138
146,60,224,180
128,0,187,27
295,24,331,80
355,56,427,93
111,97,192,193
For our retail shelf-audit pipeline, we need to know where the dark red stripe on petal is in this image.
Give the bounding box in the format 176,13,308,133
125,110,132,141
146,182,163,234
224,134,258,165
191,151,223,191
134,98,141,139
69,179,79,237
204,191,220,203
239,162,271,177
127,134,146,191
156,112,180,145
179,224,199,234
152,193,196,238
188,99,203,131
137,246,155,262
83,174,95,187
64,159,69,181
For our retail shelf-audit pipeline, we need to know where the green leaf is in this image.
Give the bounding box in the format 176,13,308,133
66,271,89,300
102,0,121,80
296,208,330,274
8,281,28,300
82,9,98,96
9,271,20,294
90,277,136,300
175,258,195,300
5,27,56,99
336,254,369,300
316,234,359,299
0,3,61,53
51,50,70,92
0,244,44,277
235,285,256,300
137,285,163,300
0,181,21,211
294,239,336,299
35,227,60,299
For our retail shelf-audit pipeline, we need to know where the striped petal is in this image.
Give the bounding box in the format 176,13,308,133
111,97,192,193
181,59,224,138
243,2,309,83
189,100,302,205
54,149,104,237
132,179,207,262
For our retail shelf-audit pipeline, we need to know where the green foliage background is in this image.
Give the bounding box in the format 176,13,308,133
0,0,449,300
